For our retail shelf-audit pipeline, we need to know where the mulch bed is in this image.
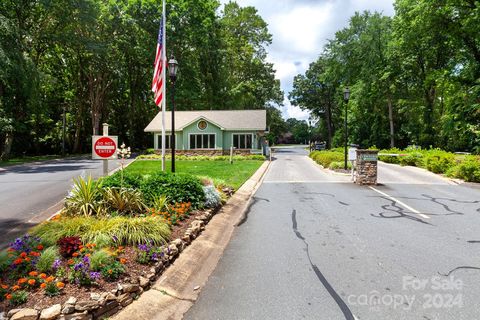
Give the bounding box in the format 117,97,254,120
0,209,209,313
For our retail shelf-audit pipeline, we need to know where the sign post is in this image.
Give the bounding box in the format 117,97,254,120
348,147,357,182
92,123,118,176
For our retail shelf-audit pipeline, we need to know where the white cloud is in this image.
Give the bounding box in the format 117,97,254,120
220,0,395,120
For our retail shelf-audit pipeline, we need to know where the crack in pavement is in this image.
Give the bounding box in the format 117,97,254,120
438,266,480,277
371,197,433,225
152,287,196,302
467,240,480,243
291,209,355,320
398,194,480,216
236,196,269,227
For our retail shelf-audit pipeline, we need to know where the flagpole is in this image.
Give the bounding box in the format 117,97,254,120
161,0,166,172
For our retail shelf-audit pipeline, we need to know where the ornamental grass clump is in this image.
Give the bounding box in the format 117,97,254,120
36,246,61,273
32,216,170,247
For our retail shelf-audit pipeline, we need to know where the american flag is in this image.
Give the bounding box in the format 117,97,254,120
152,18,165,107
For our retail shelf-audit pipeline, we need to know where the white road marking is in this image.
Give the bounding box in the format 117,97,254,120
369,186,430,219
263,180,351,184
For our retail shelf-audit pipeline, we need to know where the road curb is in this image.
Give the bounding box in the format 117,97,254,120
112,160,271,320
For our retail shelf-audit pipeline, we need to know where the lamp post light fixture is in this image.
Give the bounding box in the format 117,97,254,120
343,87,350,170
168,57,178,173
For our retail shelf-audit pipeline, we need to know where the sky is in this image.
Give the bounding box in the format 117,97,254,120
219,0,395,120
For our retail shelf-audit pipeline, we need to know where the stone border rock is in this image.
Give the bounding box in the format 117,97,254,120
5,207,220,320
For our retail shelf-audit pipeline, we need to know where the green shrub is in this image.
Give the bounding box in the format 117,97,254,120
102,171,143,189
454,157,480,182
310,151,343,167
399,152,424,167
140,172,205,207
145,148,156,155
36,246,61,273
90,233,113,248
151,194,170,212
31,216,170,246
64,176,104,216
378,148,403,164
328,161,352,170
90,249,115,271
424,152,455,173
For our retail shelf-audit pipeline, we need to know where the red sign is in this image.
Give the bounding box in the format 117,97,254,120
94,137,117,159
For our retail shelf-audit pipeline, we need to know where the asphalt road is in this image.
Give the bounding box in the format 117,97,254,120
0,157,133,247
184,147,480,320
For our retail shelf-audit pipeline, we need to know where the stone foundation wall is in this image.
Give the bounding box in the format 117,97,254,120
154,149,253,156
355,150,379,185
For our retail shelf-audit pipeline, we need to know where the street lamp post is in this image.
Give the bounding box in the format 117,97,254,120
343,87,350,170
168,57,179,173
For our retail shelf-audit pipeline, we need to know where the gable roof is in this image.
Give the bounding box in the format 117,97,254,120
144,110,267,132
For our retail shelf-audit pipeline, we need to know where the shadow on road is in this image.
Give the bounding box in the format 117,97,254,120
0,218,37,250
0,161,95,175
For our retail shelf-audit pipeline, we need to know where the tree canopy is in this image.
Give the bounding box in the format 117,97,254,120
290,0,480,152
0,0,283,158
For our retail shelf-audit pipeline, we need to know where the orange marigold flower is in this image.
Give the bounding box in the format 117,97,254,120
20,252,27,258
13,258,23,265
28,279,36,286
7,248,15,252
118,246,124,250
40,273,47,279
29,271,38,277
18,278,28,284
119,258,127,264
5,294,12,300
40,283,47,289
108,269,113,274
24,257,31,262
37,244,44,250
85,253,91,257
56,282,65,289
11,285,20,291
67,259,74,265
1,284,9,289
45,276,55,283
72,252,79,257
30,251,40,257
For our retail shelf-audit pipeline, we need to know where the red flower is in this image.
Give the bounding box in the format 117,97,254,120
20,252,27,258
13,258,23,265
37,244,44,250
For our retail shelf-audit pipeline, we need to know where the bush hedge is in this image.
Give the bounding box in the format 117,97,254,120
310,151,344,167
102,171,205,208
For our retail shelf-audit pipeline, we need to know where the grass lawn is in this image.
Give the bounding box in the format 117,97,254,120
125,160,264,190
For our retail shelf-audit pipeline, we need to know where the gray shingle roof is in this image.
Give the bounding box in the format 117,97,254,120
144,110,267,132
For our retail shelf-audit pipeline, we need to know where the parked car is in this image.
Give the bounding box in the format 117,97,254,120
314,142,326,151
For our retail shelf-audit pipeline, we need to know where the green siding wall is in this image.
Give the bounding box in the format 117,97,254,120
182,119,223,149
153,120,262,150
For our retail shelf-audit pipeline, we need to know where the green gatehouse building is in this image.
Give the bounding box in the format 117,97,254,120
144,110,268,155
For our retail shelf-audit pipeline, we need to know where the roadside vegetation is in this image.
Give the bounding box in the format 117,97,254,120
126,158,264,190
310,148,480,182
0,155,264,311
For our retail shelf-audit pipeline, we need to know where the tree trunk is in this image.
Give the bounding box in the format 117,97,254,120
325,101,333,149
0,132,14,160
387,95,395,148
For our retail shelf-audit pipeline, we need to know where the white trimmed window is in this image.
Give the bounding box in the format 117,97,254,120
190,134,215,149
157,134,174,149
233,134,253,149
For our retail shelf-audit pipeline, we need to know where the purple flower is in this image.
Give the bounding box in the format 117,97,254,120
138,244,149,252
90,272,101,280
74,262,84,271
151,252,159,261
82,255,90,265
112,235,119,243
52,259,62,270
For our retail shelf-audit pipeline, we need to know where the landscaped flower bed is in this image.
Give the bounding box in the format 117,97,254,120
0,167,231,319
